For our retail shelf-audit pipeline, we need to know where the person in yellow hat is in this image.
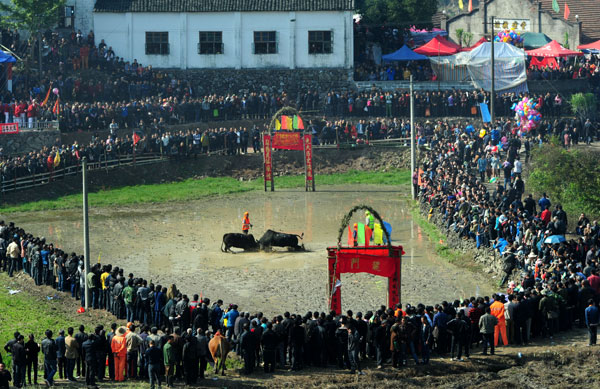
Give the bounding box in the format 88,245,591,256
365,211,375,231
353,223,358,247
242,212,252,234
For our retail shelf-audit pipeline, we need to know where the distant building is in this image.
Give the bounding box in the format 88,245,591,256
87,0,354,69
437,0,584,49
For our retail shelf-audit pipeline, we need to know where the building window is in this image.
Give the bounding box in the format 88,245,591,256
198,31,223,54
145,32,169,55
59,6,75,28
309,31,333,54
253,31,277,54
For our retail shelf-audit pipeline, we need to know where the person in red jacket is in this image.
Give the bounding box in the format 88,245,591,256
27,100,38,129
15,100,27,128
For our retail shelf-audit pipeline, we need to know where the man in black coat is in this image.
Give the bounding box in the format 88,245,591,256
239,324,257,374
11,336,26,388
261,323,278,373
289,319,305,371
81,334,97,387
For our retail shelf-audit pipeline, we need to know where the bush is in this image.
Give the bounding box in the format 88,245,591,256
528,144,600,218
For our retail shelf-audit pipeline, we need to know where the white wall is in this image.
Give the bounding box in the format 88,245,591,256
93,10,352,69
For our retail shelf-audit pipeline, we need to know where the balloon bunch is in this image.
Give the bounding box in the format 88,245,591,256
512,97,542,132
494,29,523,46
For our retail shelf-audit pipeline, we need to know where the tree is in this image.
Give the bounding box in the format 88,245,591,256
0,0,66,72
455,28,464,46
357,0,438,26
570,92,597,122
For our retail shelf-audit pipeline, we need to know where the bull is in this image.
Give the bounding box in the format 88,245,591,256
221,233,259,253
258,229,305,251
208,332,231,376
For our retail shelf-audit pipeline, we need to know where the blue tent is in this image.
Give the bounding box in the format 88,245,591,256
382,45,428,62
0,51,16,63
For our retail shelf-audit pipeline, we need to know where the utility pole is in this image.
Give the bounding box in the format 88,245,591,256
82,157,90,311
490,15,496,126
410,75,416,199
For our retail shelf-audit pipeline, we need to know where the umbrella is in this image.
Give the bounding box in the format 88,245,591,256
544,235,566,244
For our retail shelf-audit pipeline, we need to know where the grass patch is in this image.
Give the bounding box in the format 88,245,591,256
410,201,472,267
0,170,410,213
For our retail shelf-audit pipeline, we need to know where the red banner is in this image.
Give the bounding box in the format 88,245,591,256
272,132,303,150
0,122,19,134
263,134,273,186
304,134,314,182
335,252,398,278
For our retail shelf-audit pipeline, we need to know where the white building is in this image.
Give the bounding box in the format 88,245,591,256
89,0,354,69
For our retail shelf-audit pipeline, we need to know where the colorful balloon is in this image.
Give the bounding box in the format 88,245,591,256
513,97,541,133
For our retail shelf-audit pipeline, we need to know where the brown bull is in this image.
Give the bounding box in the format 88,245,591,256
208,332,231,376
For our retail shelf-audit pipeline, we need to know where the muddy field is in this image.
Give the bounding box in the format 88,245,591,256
3,184,495,316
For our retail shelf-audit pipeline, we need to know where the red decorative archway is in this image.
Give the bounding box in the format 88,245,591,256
326,205,404,315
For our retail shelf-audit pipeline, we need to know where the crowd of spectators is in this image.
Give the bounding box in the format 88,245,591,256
1,118,600,386
417,118,600,350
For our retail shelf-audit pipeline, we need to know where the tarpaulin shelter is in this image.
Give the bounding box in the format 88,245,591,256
430,42,527,92
461,37,487,52
414,35,462,56
467,42,528,92
521,32,552,49
525,40,583,57
382,45,428,62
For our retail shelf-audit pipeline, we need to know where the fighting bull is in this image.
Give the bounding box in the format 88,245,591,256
221,233,259,253
258,229,305,251
208,332,231,376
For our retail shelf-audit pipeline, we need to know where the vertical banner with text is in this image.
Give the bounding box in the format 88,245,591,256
303,134,315,191
263,134,273,191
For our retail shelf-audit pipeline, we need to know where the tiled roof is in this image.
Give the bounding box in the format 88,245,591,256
94,0,355,13
538,0,600,43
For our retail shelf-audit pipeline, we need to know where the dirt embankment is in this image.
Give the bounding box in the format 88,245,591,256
2,147,409,205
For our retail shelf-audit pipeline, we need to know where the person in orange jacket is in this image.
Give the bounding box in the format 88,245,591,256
242,212,252,234
490,294,509,347
111,327,127,381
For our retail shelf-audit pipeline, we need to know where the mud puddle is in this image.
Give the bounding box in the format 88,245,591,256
3,185,494,316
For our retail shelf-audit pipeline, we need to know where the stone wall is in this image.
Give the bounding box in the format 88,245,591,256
0,130,61,155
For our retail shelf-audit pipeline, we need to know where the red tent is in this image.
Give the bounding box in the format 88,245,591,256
525,40,583,57
578,40,600,50
461,37,488,51
413,35,462,56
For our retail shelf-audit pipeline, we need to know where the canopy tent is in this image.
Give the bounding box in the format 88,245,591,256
521,32,552,49
414,35,462,56
382,45,428,62
0,51,16,63
525,40,583,57
461,37,487,52
430,42,527,92
577,39,600,52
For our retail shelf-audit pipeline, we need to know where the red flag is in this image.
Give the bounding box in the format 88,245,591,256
41,84,52,106
52,97,60,114
281,115,289,130
468,0,473,12
133,132,141,145
564,3,570,19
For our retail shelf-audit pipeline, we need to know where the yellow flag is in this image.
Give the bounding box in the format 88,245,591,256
275,119,281,131
53,151,61,167
459,0,464,9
